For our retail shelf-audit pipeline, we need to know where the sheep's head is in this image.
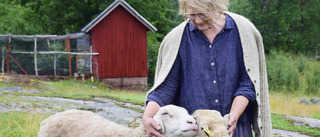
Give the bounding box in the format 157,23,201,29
192,110,229,137
153,105,198,137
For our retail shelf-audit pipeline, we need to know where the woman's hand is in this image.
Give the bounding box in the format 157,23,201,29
227,113,238,136
228,95,249,137
142,115,165,137
142,101,166,137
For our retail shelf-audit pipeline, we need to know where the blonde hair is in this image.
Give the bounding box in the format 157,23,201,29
179,0,229,19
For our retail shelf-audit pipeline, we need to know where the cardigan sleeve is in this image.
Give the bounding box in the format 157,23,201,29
232,44,256,104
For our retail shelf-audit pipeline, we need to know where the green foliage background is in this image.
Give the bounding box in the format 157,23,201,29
0,0,320,94
229,0,320,55
266,50,320,95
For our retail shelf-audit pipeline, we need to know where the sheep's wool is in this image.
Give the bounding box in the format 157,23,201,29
192,109,229,137
38,105,198,137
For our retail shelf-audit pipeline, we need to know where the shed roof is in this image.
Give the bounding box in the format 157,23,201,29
81,0,157,33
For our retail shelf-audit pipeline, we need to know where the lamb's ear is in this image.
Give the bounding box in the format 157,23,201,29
154,117,165,134
191,111,199,119
192,115,197,120
223,114,230,121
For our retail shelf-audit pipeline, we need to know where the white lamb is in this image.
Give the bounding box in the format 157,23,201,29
192,110,229,137
38,105,198,137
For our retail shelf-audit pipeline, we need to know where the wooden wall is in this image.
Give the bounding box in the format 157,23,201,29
91,5,148,78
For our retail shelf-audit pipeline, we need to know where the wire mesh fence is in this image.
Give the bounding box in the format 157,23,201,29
0,33,98,77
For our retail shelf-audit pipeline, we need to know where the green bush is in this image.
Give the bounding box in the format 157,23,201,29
305,62,320,94
266,50,320,95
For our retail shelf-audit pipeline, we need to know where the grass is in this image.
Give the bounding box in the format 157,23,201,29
313,114,320,119
0,111,49,137
48,80,146,105
269,92,320,117
269,92,320,136
271,113,320,136
0,79,147,106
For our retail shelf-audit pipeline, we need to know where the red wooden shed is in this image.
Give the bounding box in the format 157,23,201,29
81,0,157,89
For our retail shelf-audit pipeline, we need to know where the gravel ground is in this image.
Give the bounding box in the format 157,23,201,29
0,86,317,136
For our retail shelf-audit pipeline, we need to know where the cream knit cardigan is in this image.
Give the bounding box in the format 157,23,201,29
146,12,272,137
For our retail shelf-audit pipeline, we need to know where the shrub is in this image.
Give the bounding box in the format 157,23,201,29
266,50,320,95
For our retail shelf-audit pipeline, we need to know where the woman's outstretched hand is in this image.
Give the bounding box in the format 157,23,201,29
142,115,166,137
142,101,166,137
227,114,238,137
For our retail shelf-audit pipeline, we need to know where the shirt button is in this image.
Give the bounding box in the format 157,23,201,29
215,99,219,103
209,45,212,48
211,62,214,66
213,80,216,84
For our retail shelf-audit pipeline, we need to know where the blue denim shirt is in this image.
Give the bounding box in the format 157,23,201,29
147,15,256,122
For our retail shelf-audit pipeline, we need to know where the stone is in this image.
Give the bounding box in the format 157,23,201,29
0,86,41,93
299,98,312,105
310,97,320,105
0,86,24,92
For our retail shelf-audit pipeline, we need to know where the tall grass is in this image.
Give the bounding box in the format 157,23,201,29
266,50,320,95
0,111,49,137
269,92,320,117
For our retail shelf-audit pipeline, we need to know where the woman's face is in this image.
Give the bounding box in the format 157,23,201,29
185,5,212,31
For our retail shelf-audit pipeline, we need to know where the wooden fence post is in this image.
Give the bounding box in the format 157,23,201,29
34,35,38,76
68,36,71,76
6,34,11,73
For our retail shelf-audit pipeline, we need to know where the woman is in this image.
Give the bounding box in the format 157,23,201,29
143,0,272,137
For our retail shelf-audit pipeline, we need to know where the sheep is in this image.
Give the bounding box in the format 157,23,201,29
38,105,198,137
192,110,229,137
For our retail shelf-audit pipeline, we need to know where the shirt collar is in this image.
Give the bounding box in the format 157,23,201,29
189,15,234,32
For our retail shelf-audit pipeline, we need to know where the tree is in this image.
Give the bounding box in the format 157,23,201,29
230,0,307,54
300,0,320,55
0,2,42,34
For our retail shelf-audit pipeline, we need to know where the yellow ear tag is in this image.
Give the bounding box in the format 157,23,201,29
201,127,214,137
